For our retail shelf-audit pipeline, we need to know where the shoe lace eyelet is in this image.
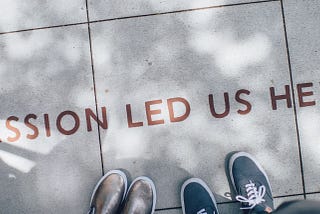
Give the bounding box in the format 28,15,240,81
236,180,266,210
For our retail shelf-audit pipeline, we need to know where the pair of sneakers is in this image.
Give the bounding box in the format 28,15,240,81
181,152,274,214
88,170,156,214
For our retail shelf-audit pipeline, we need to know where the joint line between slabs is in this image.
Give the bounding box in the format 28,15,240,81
279,0,306,200
89,0,279,24
0,0,279,35
85,0,105,176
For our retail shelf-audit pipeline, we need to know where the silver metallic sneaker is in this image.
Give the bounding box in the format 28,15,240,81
121,176,157,214
88,170,128,214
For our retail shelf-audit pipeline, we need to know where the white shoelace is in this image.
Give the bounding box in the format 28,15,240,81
236,180,266,210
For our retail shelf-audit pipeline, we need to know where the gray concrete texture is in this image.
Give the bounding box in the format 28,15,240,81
307,193,320,200
283,0,320,194
87,0,268,22
0,25,102,213
0,0,87,33
0,0,319,213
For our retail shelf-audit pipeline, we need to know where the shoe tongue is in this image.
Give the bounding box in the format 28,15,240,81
196,206,216,214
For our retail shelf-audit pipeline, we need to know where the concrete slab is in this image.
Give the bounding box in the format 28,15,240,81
87,0,271,22
0,25,102,213
0,0,87,33
91,1,303,209
283,0,320,193
307,193,320,200
274,195,304,208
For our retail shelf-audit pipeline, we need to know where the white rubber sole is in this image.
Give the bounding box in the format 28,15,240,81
126,176,157,214
228,151,272,194
89,169,128,206
181,178,219,214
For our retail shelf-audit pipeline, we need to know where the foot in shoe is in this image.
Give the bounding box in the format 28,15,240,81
228,152,274,213
181,178,220,214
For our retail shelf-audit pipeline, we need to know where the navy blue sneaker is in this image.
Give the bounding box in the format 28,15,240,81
181,178,220,214
228,152,274,213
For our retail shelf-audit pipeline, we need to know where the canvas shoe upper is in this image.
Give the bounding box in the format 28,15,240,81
228,152,274,213
181,178,220,214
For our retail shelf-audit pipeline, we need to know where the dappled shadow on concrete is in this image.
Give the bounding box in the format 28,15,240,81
90,1,306,211
0,24,102,213
1,0,319,213
0,0,86,33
